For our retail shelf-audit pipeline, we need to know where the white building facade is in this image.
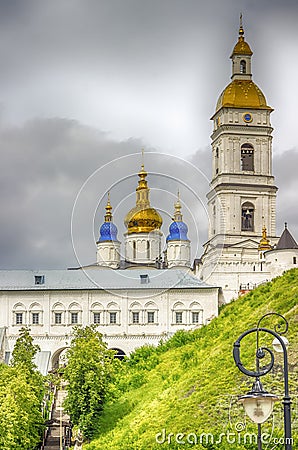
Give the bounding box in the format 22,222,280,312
0,269,220,370
1,19,297,373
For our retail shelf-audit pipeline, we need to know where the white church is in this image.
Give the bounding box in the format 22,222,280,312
0,21,297,372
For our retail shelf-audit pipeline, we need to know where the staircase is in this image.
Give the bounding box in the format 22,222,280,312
42,384,71,450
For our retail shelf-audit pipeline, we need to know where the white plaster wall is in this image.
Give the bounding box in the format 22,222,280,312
97,241,121,268
167,241,191,268
125,231,162,264
1,285,219,369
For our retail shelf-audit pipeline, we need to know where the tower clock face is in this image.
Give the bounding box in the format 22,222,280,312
243,112,253,123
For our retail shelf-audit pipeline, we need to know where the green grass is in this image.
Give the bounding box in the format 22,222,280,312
84,269,298,450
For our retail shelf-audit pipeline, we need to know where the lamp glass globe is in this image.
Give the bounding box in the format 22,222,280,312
242,396,275,424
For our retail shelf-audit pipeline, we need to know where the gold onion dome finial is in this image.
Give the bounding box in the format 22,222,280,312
104,192,113,222
173,190,183,222
124,152,162,234
258,225,272,251
232,13,253,56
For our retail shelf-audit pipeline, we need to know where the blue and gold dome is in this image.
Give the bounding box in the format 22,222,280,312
166,193,189,242
98,194,119,242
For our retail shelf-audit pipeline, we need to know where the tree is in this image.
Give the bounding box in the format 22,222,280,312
0,364,44,450
11,326,40,372
63,325,118,439
0,327,45,449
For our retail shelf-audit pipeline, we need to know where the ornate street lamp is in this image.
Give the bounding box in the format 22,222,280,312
233,313,292,450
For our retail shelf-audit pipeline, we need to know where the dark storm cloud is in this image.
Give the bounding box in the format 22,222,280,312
1,0,297,154
0,116,296,269
0,118,141,268
0,117,211,268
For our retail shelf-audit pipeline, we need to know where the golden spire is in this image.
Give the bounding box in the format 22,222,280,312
232,13,253,56
239,13,244,37
258,225,272,251
104,192,113,222
124,153,162,234
136,150,150,206
173,190,183,222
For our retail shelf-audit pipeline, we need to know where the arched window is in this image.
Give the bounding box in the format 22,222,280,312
133,241,136,259
241,143,254,171
172,302,186,325
29,302,43,325
144,301,158,324
241,202,254,231
107,302,120,325
68,302,82,325
90,302,104,324
240,60,246,74
13,303,27,326
129,302,142,324
52,302,66,325
147,241,150,259
189,302,203,325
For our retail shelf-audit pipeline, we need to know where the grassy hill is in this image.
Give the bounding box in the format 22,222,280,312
84,269,298,450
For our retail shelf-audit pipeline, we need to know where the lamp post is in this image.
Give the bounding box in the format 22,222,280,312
233,313,292,450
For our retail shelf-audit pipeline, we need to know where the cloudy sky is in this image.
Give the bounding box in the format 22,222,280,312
0,0,297,269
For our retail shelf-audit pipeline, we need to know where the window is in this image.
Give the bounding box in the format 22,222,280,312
68,302,82,326
140,274,150,284
109,312,117,324
52,303,65,326
175,312,183,324
240,59,246,74
34,275,45,285
13,303,27,326
190,302,203,325
293,257,297,265
71,312,78,324
16,313,23,325
55,312,62,324
241,144,254,171
241,202,254,232
192,312,200,324
147,241,150,259
133,241,136,259
32,313,39,325
93,312,101,324
132,312,139,324
29,302,42,326
147,311,155,323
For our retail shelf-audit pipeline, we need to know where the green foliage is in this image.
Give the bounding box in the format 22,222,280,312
84,269,298,450
0,364,45,449
0,327,45,449
63,325,119,440
11,326,40,372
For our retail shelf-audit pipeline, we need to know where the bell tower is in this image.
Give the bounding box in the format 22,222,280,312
199,17,279,301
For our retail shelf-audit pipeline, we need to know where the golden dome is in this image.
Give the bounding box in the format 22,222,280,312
124,162,162,234
216,80,271,112
125,206,162,234
232,36,253,56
